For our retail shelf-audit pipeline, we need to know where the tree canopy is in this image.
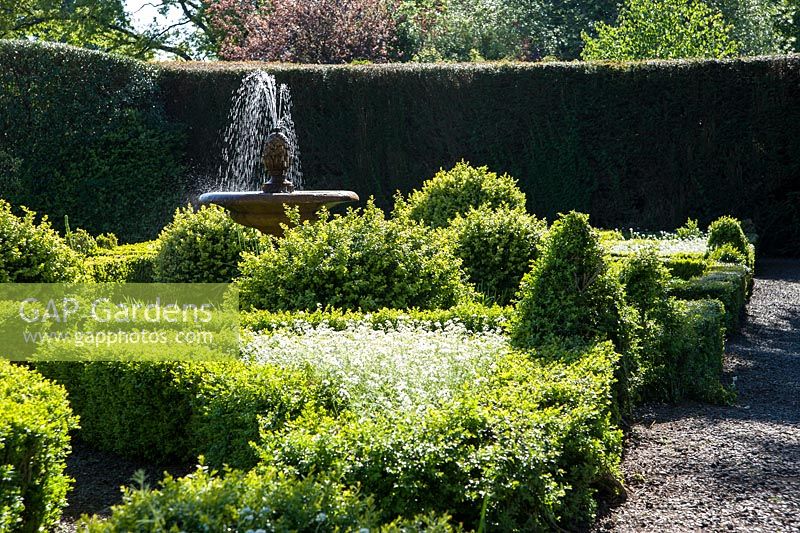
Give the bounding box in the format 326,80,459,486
581,0,740,60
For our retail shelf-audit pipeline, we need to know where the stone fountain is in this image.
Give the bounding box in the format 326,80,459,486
199,125,358,236
199,71,358,237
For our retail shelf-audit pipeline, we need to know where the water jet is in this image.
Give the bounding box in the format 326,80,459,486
199,72,358,236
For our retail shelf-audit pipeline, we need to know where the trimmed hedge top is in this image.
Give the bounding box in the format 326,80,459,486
2,40,800,254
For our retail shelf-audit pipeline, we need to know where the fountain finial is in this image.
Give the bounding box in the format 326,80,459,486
262,128,294,193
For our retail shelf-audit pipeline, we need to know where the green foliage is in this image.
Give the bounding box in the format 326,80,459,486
238,201,471,311
708,242,748,266
34,359,336,468
83,242,158,282
397,0,620,60
394,162,527,229
397,0,524,61
241,300,510,334
581,0,739,60
0,200,80,282
669,264,750,330
445,207,546,305
662,253,709,280
0,361,79,532
64,214,99,257
619,247,671,319
0,41,186,243
0,1,150,58
676,218,703,239
664,298,730,402
154,205,262,283
510,212,628,351
81,465,459,532
256,344,622,530
95,232,118,250
707,215,754,268
710,0,794,55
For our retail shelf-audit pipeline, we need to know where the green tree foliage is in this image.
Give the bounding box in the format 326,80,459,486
0,0,197,58
581,0,739,60
396,0,619,60
710,0,794,54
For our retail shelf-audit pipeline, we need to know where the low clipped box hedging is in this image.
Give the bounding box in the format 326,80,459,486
35,359,337,469
83,241,158,282
240,300,510,334
0,200,80,282
238,201,472,311
662,253,709,280
256,342,622,530
0,361,78,532
154,204,262,283
669,263,751,330
446,206,546,305
393,161,527,229
669,298,728,402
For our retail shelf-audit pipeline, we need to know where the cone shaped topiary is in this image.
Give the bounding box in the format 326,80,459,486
510,211,628,351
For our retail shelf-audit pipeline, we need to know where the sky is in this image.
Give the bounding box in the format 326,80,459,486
125,0,183,33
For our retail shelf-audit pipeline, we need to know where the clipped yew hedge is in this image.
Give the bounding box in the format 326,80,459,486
2,40,799,254
158,57,800,256
0,40,186,243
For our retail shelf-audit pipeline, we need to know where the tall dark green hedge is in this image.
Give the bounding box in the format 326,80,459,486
0,40,186,242
2,40,799,254
158,57,800,256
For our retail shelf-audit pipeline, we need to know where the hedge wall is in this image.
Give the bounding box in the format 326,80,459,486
2,40,799,254
157,57,800,256
0,40,186,242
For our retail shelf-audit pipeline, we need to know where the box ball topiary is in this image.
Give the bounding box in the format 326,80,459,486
0,200,80,282
707,216,754,268
154,204,262,283
237,200,472,312
393,161,527,228
510,211,628,351
446,206,546,305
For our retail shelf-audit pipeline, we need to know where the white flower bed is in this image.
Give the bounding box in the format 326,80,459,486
244,321,508,414
609,237,708,256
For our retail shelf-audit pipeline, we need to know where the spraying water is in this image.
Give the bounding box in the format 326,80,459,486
216,70,303,191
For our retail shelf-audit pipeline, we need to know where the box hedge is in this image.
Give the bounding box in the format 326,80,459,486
81,466,459,532
256,343,622,530
240,301,510,334
82,241,158,282
0,361,78,532
669,263,751,330
237,202,472,312
34,359,338,469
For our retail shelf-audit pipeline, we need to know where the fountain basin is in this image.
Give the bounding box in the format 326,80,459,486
198,190,359,236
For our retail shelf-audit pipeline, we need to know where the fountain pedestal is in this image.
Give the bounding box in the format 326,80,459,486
198,190,359,236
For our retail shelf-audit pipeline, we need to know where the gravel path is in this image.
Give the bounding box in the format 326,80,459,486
595,259,800,532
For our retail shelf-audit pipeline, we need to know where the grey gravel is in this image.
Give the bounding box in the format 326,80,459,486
595,259,800,533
